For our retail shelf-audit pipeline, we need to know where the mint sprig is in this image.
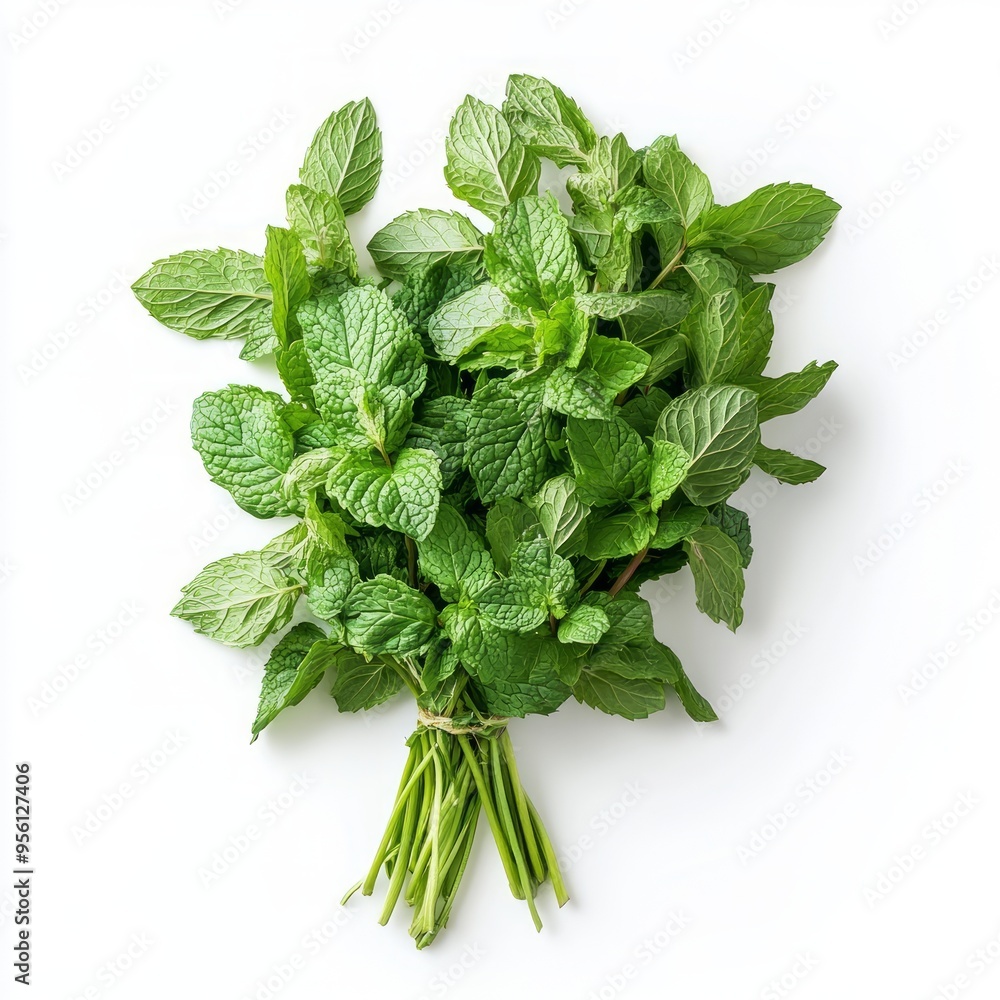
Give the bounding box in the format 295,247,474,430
134,75,839,948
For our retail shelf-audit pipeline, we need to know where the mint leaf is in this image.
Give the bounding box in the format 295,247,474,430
684,288,742,386
426,282,528,362
656,384,759,507
527,474,589,553
172,550,301,647
650,438,691,511
392,260,481,335
502,74,596,167
755,443,826,485
557,604,610,645
343,575,437,654
285,184,358,276
574,669,665,720
705,503,753,568
300,98,382,215
466,376,555,501
642,135,713,228
485,498,541,574
471,633,574,716
445,95,540,220
264,225,310,347
509,535,576,617
251,623,331,740
565,416,649,506
330,649,403,712
585,336,651,394
478,578,548,633
651,504,707,548
732,282,775,377
484,194,587,310
403,396,468,488
585,510,657,560
689,183,840,273
683,525,746,631
368,209,484,282
619,387,672,438
191,385,296,518
132,249,270,339
416,504,495,603
740,360,837,421
327,447,442,541
299,285,424,448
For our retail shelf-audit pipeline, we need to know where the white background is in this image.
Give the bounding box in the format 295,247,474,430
3,1,999,997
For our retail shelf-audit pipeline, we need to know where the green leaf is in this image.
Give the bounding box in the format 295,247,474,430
299,98,382,215
651,504,707,548
689,183,840,273
172,551,301,648
416,504,495,603
574,669,665,720
642,135,713,228
132,249,271,340
472,633,575,716
669,667,718,722
263,225,310,347
684,288,743,386
567,132,639,212
656,384,759,507
683,525,746,631
565,416,649,506
299,285,424,448
403,395,468,488
330,649,403,712
478,577,547,632
585,510,657,560
368,209,484,282
650,438,691,511
705,503,753,568
502,74,596,167
466,375,555,501
327,447,442,541
190,385,296,518
426,282,528,362
557,604,610,645
285,184,358,275
509,535,576,616
251,623,330,740
238,311,279,360
484,194,587,310
619,387,672,439
305,545,359,621
485,498,541,574
740,360,837,422
732,282,775,377
444,95,539,221
281,447,343,510
392,260,481,335
527,474,589,553
755,443,826,484
343,575,437,654
585,336,651,394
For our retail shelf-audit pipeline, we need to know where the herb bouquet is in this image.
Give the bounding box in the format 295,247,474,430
133,75,839,947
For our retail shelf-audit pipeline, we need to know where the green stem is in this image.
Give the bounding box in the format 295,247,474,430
362,745,436,895
456,735,522,897
648,240,687,289
609,545,649,598
526,797,570,907
580,559,608,597
490,738,541,931
500,732,545,884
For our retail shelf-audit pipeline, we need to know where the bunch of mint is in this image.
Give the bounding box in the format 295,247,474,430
133,75,838,947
